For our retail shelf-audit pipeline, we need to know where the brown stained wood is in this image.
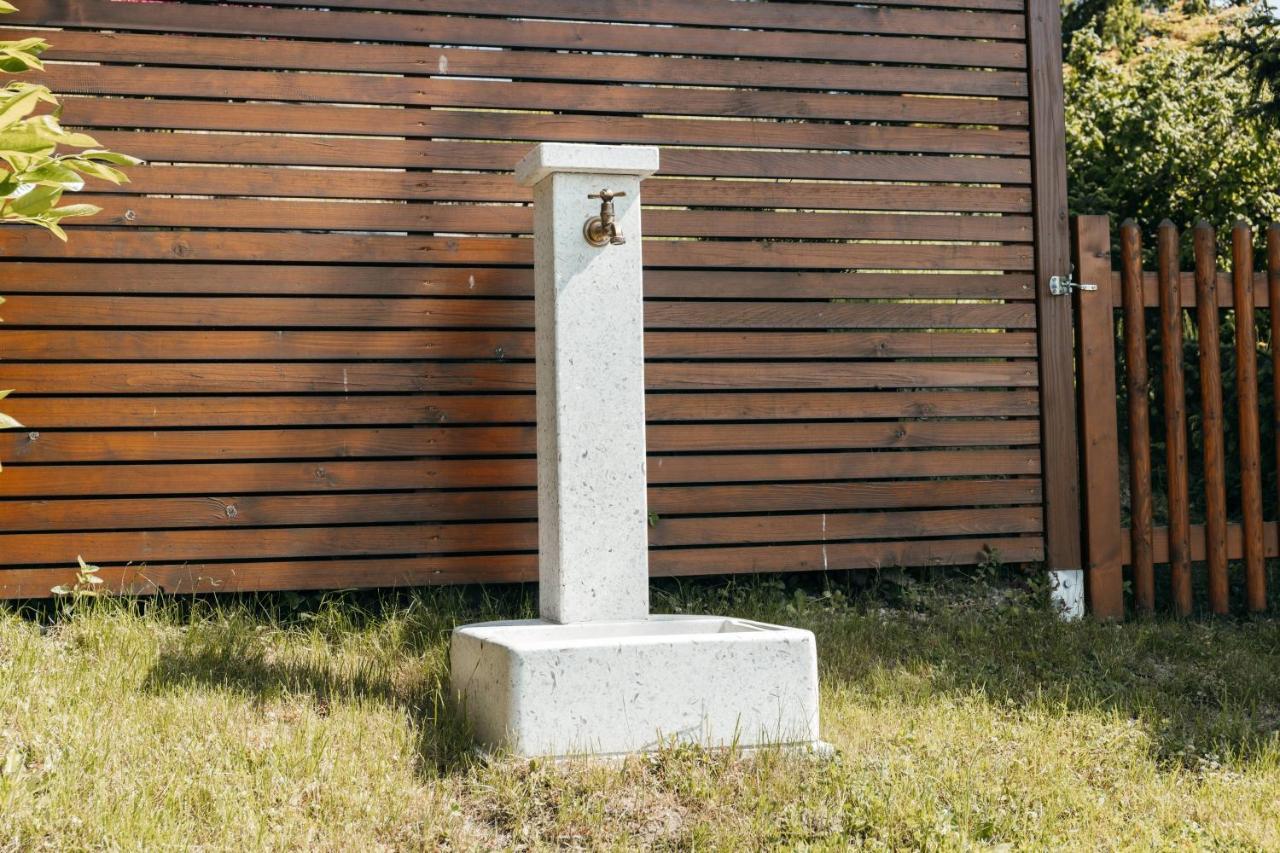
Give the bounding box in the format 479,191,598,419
62,98,1032,156
53,132,1035,186
21,30,1029,97
1108,271,1272,307
0,506,1044,565
0,421,1042,466
8,1,1029,68
205,0,1028,40
1120,222,1155,612
0,535,1047,599
2,329,1038,362
0,230,1036,271
71,196,1034,244
3,297,1038,330
7,361,1040,394
38,65,1030,127
1,391,1041,429
78,169,1036,214
0,0,1053,594
0,263,1035,300
1120,521,1280,566
1233,222,1267,612
1073,216,1122,619
0,449,1039,497
1027,0,1080,579
1271,225,1280,585
1158,221,1193,615
1194,223,1229,614
0,478,1040,536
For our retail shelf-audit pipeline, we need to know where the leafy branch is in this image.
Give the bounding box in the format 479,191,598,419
0,1,140,459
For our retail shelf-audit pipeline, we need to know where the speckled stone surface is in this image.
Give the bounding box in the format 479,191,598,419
450,143,823,758
515,142,658,187
521,145,656,624
451,615,821,756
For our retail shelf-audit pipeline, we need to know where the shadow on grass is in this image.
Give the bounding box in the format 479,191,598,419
131,573,1280,775
139,586,539,777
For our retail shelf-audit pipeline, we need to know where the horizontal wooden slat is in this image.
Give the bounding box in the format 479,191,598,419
40,65,1029,127
203,0,1026,41
3,296,1036,329
1,361,1039,393
13,30,1028,97
75,169,1035,213
1108,270,1272,307
0,421,1038,465
0,534,1045,598
69,133,1033,186
1119,521,1280,565
2,329,1037,361
0,231,1036,270
0,449,1038,496
0,263,1035,299
71,197,1033,244
6,1,1028,68
59,99,1030,157
0,504,1042,564
2,391,1041,428
0,478,1041,536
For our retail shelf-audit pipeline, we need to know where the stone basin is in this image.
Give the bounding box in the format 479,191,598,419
450,614,821,758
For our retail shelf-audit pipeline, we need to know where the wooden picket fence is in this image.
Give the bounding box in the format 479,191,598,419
1075,215,1280,619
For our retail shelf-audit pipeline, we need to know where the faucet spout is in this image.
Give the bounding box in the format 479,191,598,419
584,189,627,246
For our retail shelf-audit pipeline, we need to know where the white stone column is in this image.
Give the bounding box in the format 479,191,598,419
515,143,659,624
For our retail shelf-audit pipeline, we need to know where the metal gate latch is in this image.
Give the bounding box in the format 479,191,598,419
1048,265,1098,296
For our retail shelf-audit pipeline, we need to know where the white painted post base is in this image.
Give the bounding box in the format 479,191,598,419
1049,569,1085,620
449,143,824,758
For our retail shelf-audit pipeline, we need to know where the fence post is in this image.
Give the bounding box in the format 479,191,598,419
1193,222,1229,614
1073,215,1124,619
1158,221,1193,616
1232,222,1267,612
1026,0,1083,594
1120,221,1155,612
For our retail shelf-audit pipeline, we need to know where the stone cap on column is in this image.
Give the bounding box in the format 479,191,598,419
515,143,659,187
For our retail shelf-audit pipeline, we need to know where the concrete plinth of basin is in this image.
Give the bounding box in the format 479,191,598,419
450,614,822,758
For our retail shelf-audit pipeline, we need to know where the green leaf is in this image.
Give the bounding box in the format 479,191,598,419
0,1,19,13
47,202,100,218
0,85,44,130
0,412,23,429
65,157,127,185
0,121,60,155
7,182,60,216
18,161,84,190
79,149,143,167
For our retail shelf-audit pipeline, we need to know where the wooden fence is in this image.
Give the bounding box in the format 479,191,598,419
0,0,1070,597
1075,215,1280,619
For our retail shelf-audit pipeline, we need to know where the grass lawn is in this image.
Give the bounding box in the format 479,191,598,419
2,572,1280,850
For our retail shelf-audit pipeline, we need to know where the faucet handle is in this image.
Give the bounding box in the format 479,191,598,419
588,190,625,202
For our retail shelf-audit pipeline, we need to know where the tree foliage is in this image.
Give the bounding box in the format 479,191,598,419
1212,9,1280,130
0,1,139,458
1065,17,1280,259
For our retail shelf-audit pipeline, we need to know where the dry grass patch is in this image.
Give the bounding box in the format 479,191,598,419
2,576,1279,849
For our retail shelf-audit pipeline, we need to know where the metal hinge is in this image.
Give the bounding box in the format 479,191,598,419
1048,265,1098,297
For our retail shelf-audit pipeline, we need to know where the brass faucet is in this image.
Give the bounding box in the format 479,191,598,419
583,189,626,246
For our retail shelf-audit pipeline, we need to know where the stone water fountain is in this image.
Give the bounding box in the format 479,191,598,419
451,143,823,758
